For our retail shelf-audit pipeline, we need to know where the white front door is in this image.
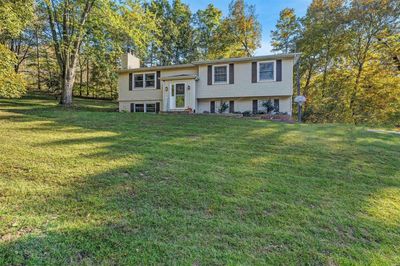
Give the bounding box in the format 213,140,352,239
170,83,185,109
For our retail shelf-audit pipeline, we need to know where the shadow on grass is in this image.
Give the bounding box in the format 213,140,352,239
0,98,399,264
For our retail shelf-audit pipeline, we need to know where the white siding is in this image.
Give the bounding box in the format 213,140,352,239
196,59,293,99
197,96,292,115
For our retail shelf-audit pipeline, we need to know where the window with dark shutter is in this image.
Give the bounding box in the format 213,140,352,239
229,101,234,113
252,62,257,83
134,74,143,88
207,65,212,85
130,103,134,112
129,73,132,91
156,102,160,113
276,60,282,81
252,100,258,114
135,104,144,112
210,101,215,113
259,62,274,81
229,64,234,84
213,66,228,83
145,73,155,88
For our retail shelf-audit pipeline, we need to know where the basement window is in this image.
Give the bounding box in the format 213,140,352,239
146,103,156,113
135,104,144,112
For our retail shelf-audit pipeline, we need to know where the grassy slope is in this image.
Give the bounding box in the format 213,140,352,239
0,97,399,265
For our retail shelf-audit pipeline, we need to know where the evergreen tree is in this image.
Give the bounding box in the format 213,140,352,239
193,4,222,60
270,8,300,54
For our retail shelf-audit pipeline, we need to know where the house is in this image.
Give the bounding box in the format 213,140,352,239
117,52,300,115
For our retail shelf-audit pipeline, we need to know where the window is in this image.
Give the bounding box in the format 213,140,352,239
175,84,185,108
134,74,144,88
258,61,275,81
135,104,144,112
145,73,155,88
146,103,156,113
133,73,156,88
213,65,228,84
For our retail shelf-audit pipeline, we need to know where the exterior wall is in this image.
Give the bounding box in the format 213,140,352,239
196,58,293,99
118,57,295,115
162,79,196,111
197,96,292,115
118,67,198,112
118,72,163,102
119,100,161,112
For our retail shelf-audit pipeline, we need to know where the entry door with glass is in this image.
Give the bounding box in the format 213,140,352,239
170,83,185,109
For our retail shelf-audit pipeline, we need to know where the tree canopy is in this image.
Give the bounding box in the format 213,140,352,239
272,0,400,125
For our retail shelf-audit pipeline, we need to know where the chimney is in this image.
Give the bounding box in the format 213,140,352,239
121,50,140,69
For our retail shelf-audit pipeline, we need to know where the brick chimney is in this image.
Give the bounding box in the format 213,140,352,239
121,49,140,69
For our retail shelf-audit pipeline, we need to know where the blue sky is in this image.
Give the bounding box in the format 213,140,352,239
183,0,312,55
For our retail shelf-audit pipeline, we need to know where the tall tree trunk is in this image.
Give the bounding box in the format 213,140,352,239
36,29,41,91
86,59,89,96
60,63,77,106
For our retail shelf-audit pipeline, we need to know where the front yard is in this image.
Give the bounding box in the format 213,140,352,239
0,97,399,264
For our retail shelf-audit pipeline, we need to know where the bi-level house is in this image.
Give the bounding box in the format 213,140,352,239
118,52,299,115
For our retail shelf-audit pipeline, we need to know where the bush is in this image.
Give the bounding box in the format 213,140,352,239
243,110,252,117
261,100,274,114
218,102,229,113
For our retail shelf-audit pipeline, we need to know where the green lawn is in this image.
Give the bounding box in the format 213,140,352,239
0,97,399,265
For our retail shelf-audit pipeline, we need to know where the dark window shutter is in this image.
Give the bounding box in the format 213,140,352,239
207,65,212,85
229,101,234,113
156,71,161,89
229,64,234,84
130,103,134,112
276,60,282,81
156,102,160,113
251,62,257,83
252,100,258,114
274,99,279,112
210,101,215,113
129,73,132,91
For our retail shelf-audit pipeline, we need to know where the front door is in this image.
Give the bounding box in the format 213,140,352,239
174,83,185,109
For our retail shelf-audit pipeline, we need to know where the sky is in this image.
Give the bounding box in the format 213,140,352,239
182,0,312,55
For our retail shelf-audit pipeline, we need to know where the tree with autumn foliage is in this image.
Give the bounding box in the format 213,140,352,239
272,0,400,125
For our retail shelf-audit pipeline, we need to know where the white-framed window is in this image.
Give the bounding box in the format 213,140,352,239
134,72,156,89
134,74,144,88
145,73,155,88
134,103,145,112
258,61,275,82
146,103,156,113
213,65,229,84
132,102,159,113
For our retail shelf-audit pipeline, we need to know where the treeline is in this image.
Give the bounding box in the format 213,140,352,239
0,0,261,102
1,0,399,125
271,0,400,124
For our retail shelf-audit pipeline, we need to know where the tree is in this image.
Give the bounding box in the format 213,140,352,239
270,8,300,53
276,0,400,125
171,0,195,64
213,0,261,58
0,45,26,98
41,0,96,106
0,0,33,98
193,4,222,60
